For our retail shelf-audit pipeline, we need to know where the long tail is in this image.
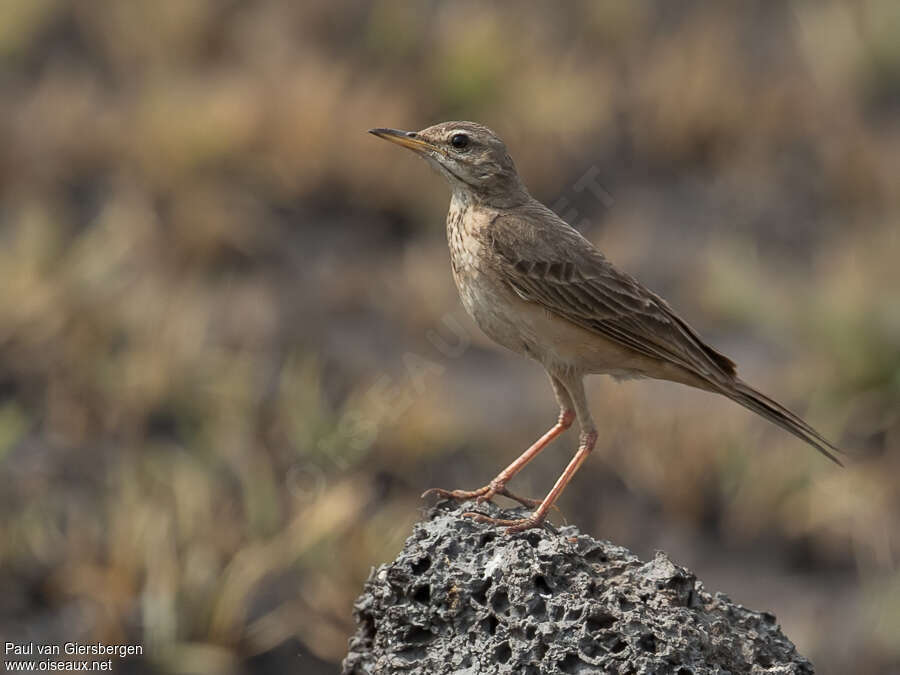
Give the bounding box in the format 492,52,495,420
723,379,844,466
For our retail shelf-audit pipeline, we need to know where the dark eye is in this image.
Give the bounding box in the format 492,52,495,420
450,133,469,149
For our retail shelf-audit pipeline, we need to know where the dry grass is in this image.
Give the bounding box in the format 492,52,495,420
0,2,898,673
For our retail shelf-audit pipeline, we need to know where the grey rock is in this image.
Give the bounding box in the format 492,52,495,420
342,501,814,675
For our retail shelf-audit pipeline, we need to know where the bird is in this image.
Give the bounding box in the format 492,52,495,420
369,121,843,533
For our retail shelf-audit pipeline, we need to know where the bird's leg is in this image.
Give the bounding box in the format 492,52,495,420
464,429,597,532
423,408,574,507
464,375,596,533
423,375,574,508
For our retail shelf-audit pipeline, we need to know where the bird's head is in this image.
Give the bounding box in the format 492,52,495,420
369,121,528,207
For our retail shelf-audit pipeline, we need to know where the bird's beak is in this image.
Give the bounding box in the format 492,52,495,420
368,128,438,154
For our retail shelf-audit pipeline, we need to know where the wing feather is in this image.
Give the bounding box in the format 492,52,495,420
484,207,737,381
478,203,846,465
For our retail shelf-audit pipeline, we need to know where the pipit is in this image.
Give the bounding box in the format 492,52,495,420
370,121,842,533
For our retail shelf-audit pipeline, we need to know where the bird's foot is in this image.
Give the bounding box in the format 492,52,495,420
462,511,546,534
421,483,541,509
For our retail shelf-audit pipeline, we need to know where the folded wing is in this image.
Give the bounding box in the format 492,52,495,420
484,205,737,384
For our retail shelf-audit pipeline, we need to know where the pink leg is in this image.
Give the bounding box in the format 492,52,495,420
462,372,598,533
464,429,597,532
422,408,575,508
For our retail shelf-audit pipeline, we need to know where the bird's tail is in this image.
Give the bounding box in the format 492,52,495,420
723,379,844,466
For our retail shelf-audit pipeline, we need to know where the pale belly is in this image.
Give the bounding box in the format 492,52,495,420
453,263,531,357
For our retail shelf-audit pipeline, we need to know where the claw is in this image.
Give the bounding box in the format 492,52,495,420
494,487,543,508
421,486,492,501
462,511,546,533
422,484,541,509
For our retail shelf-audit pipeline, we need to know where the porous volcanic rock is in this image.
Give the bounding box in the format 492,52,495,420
343,500,813,674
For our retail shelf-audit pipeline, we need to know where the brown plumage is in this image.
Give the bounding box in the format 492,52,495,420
370,121,842,533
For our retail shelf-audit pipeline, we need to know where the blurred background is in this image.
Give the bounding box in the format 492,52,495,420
0,1,898,673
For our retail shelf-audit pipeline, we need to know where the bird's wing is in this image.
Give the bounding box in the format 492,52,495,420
484,205,737,382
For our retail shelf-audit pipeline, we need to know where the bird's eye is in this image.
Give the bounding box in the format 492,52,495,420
450,133,469,149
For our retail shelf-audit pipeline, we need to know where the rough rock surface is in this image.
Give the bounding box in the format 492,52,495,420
343,501,814,675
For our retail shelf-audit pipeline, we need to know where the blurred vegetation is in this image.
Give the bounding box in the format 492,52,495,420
0,1,898,674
